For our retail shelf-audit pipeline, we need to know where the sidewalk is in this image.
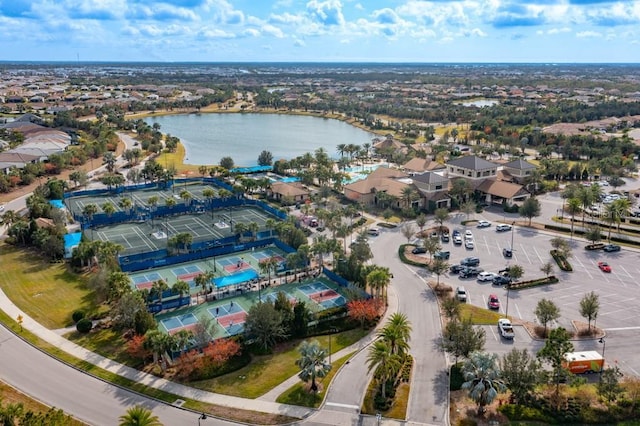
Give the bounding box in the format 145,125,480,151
0,288,313,420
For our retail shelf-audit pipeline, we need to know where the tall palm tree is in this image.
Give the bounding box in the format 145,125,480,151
366,340,402,400
82,203,98,228
118,405,162,426
151,279,169,305
378,312,412,357
461,351,506,415
179,189,192,206
566,198,582,237
366,267,391,300
296,340,331,394
172,280,191,302
612,198,631,234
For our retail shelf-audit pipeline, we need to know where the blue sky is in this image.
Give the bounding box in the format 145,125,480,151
1,0,639,63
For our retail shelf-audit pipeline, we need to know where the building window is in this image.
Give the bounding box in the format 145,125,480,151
435,185,442,190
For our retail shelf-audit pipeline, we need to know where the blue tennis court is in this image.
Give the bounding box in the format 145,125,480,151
299,282,330,295
217,256,243,266
160,313,198,332
252,251,272,260
226,323,244,335
172,265,202,276
319,295,347,309
263,291,296,305
207,302,244,317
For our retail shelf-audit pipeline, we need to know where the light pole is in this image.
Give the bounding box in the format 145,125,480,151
510,221,515,251
198,413,207,425
376,412,382,426
599,337,606,381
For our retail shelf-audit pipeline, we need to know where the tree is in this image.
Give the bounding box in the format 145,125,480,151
296,340,331,394
518,197,541,226
585,225,602,245
460,200,476,220
423,237,441,262
366,266,391,300
540,262,554,278
461,351,506,415
441,297,461,322
367,339,402,400
537,327,574,398
579,291,599,333
441,317,486,363
257,150,273,166
219,156,234,170
172,280,191,302
107,271,133,304
144,329,174,368
433,208,450,231
415,214,427,232
550,236,572,259
118,405,162,426
598,366,624,402
112,292,148,332
347,298,382,328
506,264,524,282
377,312,412,357
534,298,560,336
566,197,582,236
400,222,415,242
430,258,450,285
500,348,542,405
244,302,288,351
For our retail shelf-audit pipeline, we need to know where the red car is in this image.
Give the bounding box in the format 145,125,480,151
487,294,500,310
598,261,612,273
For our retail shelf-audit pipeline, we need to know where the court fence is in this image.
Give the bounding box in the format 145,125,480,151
148,296,190,314
65,180,287,229
119,237,296,273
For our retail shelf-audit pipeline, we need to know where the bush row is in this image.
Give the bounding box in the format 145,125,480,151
398,244,428,267
507,275,559,290
550,249,573,271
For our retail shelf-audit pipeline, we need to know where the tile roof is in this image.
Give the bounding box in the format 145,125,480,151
477,179,528,199
412,171,449,185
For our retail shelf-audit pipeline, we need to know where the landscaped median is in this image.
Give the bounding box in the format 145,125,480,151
550,249,573,271
506,275,559,290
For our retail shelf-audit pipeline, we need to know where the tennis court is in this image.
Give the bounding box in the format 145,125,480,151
251,248,286,264
298,281,347,309
131,271,166,290
207,301,247,336
217,256,253,273
160,312,199,335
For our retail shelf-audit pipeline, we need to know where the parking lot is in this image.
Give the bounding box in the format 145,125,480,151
414,222,640,331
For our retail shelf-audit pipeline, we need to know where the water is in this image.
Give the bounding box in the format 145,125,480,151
145,113,376,167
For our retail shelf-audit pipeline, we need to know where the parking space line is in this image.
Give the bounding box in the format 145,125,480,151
482,236,492,255
572,257,593,279
519,243,532,264
618,265,634,279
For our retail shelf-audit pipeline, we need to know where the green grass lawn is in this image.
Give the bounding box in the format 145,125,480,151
276,353,352,407
459,303,504,324
66,328,141,368
190,328,368,398
0,244,104,329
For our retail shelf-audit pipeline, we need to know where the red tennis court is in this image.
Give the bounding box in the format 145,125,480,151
309,289,339,302
216,311,247,328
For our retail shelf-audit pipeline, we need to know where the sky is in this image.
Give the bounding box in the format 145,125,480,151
1,0,639,63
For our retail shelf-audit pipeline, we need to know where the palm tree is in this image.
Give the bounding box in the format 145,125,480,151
612,198,631,234
461,351,507,415
102,201,116,218
203,187,216,218
296,340,331,394
366,340,402,400
172,280,191,303
259,257,279,300
378,312,412,357
118,405,163,426
82,203,98,229
0,209,20,227
566,198,582,237
366,267,391,300
247,221,260,241
151,279,169,305
119,197,133,214
143,329,174,369
179,189,192,206
103,152,117,173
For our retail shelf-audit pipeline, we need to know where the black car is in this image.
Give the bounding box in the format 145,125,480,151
459,266,483,278
603,244,621,252
460,256,480,266
411,247,427,254
503,248,513,258
493,275,512,286
450,264,464,274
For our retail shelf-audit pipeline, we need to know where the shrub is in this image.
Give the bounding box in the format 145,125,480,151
76,318,93,333
550,249,573,271
71,310,85,323
498,404,553,423
507,276,559,290
450,363,464,390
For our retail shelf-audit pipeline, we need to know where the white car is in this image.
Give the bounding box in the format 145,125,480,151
456,286,468,302
496,224,512,232
477,220,491,228
464,239,475,249
477,272,498,282
465,230,473,238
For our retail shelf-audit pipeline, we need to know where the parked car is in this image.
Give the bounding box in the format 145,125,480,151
496,224,512,232
465,230,474,239
434,250,450,260
456,286,468,302
598,261,612,273
498,318,515,339
477,272,498,282
367,227,380,236
453,235,463,245
450,264,464,274
603,244,621,252
477,220,491,228
411,247,427,254
502,248,513,258
460,266,483,279
464,239,475,249
441,233,450,243
487,294,500,310
452,229,461,237
460,256,480,266
492,275,512,286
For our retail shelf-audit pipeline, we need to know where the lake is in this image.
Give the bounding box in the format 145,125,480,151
144,113,376,167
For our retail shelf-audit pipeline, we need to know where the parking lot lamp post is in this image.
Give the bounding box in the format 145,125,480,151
198,413,207,425
505,283,510,318
599,338,606,382
510,222,515,251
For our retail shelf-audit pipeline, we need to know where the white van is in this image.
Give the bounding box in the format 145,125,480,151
367,227,380,236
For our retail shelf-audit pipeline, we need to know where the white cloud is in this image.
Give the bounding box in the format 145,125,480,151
306,0,345,26
576,31,602,39
242,28,260,37
199,27,236,38
261,24,285,38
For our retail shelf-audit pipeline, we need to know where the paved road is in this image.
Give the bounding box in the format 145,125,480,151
369,227,449,425
0,325,237,426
